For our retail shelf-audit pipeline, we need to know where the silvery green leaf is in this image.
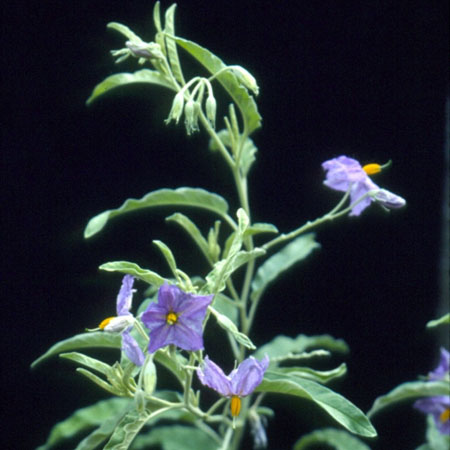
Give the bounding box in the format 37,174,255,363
276,363,347,384
175,37,262,135
163,5,185,85
209,306,256,350
60,352,111,376
84,187,231,238
86,69,175,105
36,398,130,450
107,22,144,42
31,332,121,368
99,261,166,286
293,428,371,450
254,334,349,362
152,240,179,279
256,370,377,437
251,233,320,301
426,313,450,328
368,380,450,418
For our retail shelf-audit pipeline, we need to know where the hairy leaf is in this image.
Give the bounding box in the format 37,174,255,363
31,332,121,368
84,188,230,238
256,370,377,437
368,380,450,418
293,428,371,450
99,261,166,286
163,5,185,85
276,363,347,384
251,233,320,301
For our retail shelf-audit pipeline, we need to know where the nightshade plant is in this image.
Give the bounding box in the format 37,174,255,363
32,3,427,449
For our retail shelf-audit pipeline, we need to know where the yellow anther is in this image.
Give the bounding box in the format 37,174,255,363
230,395,241,417
99,316,115,330
440,407,450,424
166,311,178,325
362,163,382,175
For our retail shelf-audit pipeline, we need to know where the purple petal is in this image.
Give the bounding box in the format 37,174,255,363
121,331,145,366
348,179,378,216
148,324,172,353
322,156,366,192
429,348,450,381
116,275,135,316
157,283,179,311
414,396,450,434
171,320,204,351
231,355,269,396
197,356,232,396
179,293,213,319
141,303,168,330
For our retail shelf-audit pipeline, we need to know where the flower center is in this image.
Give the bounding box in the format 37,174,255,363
230,395,241,417
99,316,115,330
166,311,178,325
440,407,450,424
362,163,381,175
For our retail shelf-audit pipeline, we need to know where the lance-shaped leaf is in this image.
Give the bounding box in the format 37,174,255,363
31,332,121,369
275,363,347,385
251,233,320,301
60,352,112,376
209,306,256,350
84,187,231,238
163,5,185,85
86,69,176,105
293,428,372,450
367,380,450,418
254,334,349,362
175,37,262,135
99,261,166,286
256,370,377,437
426,313,450,328
36,398,130,450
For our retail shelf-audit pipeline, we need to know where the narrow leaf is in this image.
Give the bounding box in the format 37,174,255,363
426,313,450,328
60,352,112,376
175,37,262,135
163,5,185,85
86,69,175,105
31,332,121,368
209,306,256,350
76,368,119,396
277,363,347,384
368,380,450,418
84,187,230,238
107,22,144,42
254,334,349,362
251,233,320,301
99,261,166,286
153,240,178,279
293,428,371,450
256,370,377,437
36,398,130,450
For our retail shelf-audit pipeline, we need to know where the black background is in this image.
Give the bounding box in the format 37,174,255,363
4,1,449,449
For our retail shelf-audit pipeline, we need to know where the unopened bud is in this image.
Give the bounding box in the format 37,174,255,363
184,99,200,134
205,95,217,128
165,91,185,125
230,66,259,96
143,357,157,395
125,41,164,60
371,189,406,210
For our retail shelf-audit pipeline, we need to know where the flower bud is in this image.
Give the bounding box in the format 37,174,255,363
125,41,164,60
143,357,157,395
371,189,406,210
205,94,217,128
231,66,259,96
165,91,185,125
99,314,134,333
184,99,200,134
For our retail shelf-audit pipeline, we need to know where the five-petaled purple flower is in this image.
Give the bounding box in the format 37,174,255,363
141,283,213,353
322,155,406,216
414,347,450,435
197,355,269,417
98,275,145,366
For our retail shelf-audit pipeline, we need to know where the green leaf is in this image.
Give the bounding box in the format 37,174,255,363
131,425,218,450
256,370,377,437
31,332,121,368
166,213,211,263
76,368,121,396
424,414,450,450
163,5,185,85
36,398,130,450
251,233,320,301
86,69,175,105
153,240,179,279
426,313,450,328
60,352,111,376
293,428,372,450
209,306,256,350
99,261,166,286
84,187,230,238
153,1,162,33
107,22,144,42
254,334,349,362
213,293,238,323
277,363,347,384
175,37,262,135
244,222,278,237
368,380,450,418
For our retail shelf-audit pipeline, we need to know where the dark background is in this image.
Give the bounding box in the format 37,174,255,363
4,1,449,449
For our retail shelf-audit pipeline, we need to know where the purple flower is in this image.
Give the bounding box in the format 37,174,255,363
429,348,450,381
141,283,213,353
197,355,269,417
414,396,450,435
98,275,145,366
322,155,405,216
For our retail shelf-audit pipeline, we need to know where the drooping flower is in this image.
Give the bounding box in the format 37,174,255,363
98,275,145,366
197,355,269,417
414,396,450,435
141,283,213,353
413,347,450,435
322,155,406,216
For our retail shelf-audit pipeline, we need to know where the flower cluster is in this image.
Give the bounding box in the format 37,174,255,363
322,155,406,216
414,348,450,434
